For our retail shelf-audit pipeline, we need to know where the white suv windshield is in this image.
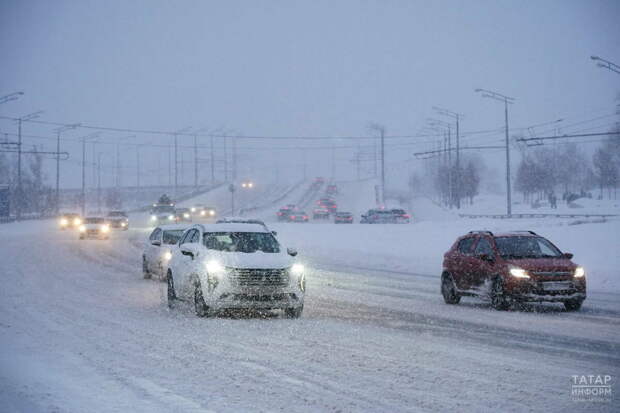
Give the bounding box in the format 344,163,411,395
203,232,280,253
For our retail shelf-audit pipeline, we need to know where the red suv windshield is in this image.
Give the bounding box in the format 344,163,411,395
494,236,563,259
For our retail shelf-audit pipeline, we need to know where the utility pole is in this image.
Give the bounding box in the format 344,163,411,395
380,128,385,203
331,142,336,180
15,111,43,220
80,133,100,216
167,147,171,188
302,149,307,181
210,135,215,184
115,143,121,190
475,88,515,216
428,118,452,207
223,135,228,182
232,136,237,181
174,134,178,197
194,134,198,189
52,123,79,214
433,106,463,209
136,147,141,189
97,152,102,214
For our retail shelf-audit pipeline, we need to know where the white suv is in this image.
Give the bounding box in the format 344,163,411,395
166,223,305,318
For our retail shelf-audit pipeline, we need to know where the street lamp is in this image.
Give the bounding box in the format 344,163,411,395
0,91,24,105
590,56,620,74
171,127,193,197
52,123,81,214
15,110,43,220
433,107,464,209
427,118,453,208
80,132,102,216
475,88,515,216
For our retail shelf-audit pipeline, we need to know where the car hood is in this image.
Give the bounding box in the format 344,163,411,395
504,258,576,273
205,250,293,270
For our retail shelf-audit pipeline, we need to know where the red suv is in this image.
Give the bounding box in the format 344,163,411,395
441,231,586,311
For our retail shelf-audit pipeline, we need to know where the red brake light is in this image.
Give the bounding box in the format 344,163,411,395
404,214,410,218
291,215,296,219
303,216,308,219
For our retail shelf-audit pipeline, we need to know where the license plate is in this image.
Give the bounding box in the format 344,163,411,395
543,281,572,291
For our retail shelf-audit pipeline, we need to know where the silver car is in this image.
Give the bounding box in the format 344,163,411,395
143,224,188,280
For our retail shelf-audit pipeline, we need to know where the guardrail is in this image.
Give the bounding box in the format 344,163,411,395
459,213,618,219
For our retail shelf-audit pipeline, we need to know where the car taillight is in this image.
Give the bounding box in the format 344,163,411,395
290,215,296,219
403,214,410,218
303,216,308,219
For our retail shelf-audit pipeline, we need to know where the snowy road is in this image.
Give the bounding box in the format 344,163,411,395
1,219,618,412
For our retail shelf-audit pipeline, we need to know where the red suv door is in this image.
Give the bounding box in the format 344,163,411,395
470,236,497,288
449,236,478,290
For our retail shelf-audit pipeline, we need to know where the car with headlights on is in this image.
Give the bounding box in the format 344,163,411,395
192,205,216,219
78,217,110,240
106,210,129,230
143,224,187,280
150,204,176,225
441,231,586,311
166,223,305,318
175,208,192,223
59,212,82,230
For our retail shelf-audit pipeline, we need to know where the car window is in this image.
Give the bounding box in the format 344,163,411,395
163,230,183,245
495,236,563,259
189,230,200,243
457,237,476,255
474,238,494,257
149,229,157,241
203,232,280,253
178,230,192,245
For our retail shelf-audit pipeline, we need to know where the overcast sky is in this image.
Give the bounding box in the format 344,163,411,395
1,0,619,188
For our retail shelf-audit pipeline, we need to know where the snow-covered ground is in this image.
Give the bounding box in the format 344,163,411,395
1,181,618,412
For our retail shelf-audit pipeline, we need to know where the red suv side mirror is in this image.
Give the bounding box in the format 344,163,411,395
563,252,574,259
478,253,494,263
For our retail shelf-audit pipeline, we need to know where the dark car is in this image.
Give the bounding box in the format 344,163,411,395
334,212,353,224
59,212,82,230
360,209,396,223
390,209,411,223
287,211,309,222
277,207,295,221
326,184,338,195
317,198,337,212
175,208,192,222
313,208,330,219
441,231,586,311
106,210,129,230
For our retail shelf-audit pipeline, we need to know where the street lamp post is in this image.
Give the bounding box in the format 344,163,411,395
80,133,101,216
433,107,464,209
475,88,515,216
52,123,80,214
591,56,620,74
427,118,453,208
173,127,192,198
0,91,24,105
15,111,43,220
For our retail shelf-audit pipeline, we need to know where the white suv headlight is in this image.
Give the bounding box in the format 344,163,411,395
291,263,304,275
